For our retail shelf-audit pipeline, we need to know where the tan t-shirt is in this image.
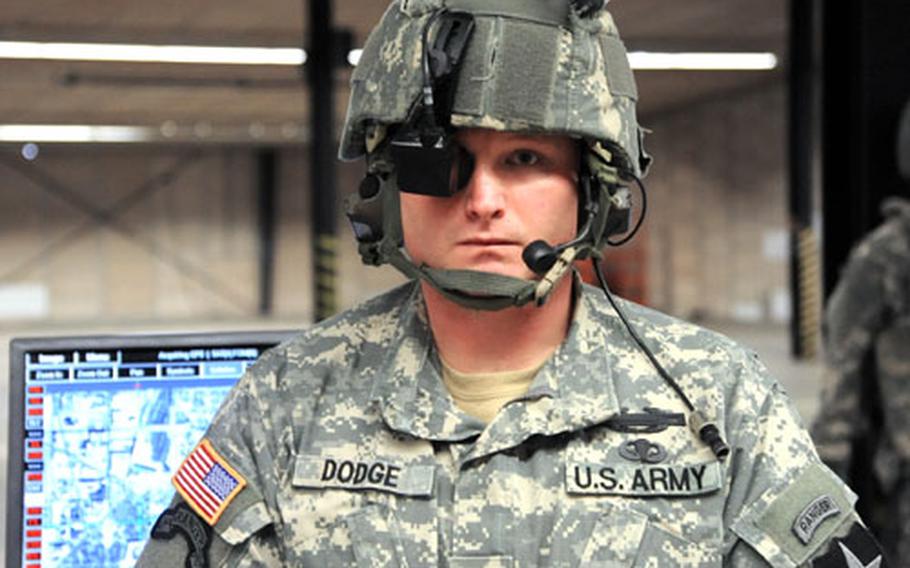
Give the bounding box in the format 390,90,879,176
440,358,545,423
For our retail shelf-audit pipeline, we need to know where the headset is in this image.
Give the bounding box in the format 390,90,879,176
346,10,637,266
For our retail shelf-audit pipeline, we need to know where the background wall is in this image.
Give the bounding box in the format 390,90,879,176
643,84,789,323
0,145,404,327
0,85,789,329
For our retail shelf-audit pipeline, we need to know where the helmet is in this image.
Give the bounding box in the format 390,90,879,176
341,0,651,310
898,97,910,184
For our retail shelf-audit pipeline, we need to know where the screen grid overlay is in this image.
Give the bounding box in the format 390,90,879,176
9,335,286,568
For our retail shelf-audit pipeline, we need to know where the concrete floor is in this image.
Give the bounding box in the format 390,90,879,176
0,318,823,560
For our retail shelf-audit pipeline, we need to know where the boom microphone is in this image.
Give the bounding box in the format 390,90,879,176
522,206,597,274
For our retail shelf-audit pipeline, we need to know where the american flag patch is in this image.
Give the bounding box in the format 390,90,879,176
172,439,247,526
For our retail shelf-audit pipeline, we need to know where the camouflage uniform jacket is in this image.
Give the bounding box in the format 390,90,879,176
139,281,877,567
813,197,910,485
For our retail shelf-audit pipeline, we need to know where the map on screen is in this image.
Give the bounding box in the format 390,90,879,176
7,333,291,568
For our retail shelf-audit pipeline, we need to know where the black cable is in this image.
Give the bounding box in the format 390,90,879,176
593,257,730,460
606,175,648,247
592,258,695,411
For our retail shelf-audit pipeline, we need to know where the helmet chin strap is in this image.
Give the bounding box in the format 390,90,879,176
385,244,582,311
381,172,602,311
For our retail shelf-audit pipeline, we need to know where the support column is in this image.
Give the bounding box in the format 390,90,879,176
787,0,821,359
308,0,338,321
257,148,278,316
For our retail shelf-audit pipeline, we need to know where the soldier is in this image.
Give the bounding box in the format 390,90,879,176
139,1,885,565
812,98,910,563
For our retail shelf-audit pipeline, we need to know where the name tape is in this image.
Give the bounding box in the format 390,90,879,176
567,460,723,496
293,456,435,497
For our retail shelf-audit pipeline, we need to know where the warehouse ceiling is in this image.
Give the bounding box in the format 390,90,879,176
0,0,787,144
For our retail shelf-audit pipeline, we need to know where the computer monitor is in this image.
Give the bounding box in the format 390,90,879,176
6,330,295,568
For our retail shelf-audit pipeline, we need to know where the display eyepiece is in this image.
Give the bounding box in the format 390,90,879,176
390,134,475,198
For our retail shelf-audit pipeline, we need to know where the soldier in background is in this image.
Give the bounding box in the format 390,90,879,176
139,1,884,565
812,98,910,563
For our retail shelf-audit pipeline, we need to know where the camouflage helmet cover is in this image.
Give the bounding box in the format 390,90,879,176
339,0,650,178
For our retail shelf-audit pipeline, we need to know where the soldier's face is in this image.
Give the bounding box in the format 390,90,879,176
400,128,579,280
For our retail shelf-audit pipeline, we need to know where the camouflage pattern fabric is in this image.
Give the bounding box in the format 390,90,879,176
138,281,874,566
340,1,650,178
812,196,910,562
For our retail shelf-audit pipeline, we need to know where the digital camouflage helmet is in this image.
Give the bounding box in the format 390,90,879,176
341,0,651,310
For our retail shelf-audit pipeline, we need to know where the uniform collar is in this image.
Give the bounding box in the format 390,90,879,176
369,283,484,442
462,282,621,465
370,280,622,459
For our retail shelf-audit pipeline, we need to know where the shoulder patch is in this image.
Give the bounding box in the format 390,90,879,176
794,495,842,544
150,502,212,568
756,463,855,565
811,523,886,567
172,439,247,526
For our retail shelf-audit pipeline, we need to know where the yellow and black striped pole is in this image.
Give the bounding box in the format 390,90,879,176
314,233,338,320
308,0,339,322
795,228,821,359
788,0,821,359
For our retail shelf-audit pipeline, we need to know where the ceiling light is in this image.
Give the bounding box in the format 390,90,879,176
343,48,776,71
21,143,39,161
0,41,306,66
628,52,778,71
0,123,310,144
160,121,179,138
0,125,154,143
0,41,775,71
